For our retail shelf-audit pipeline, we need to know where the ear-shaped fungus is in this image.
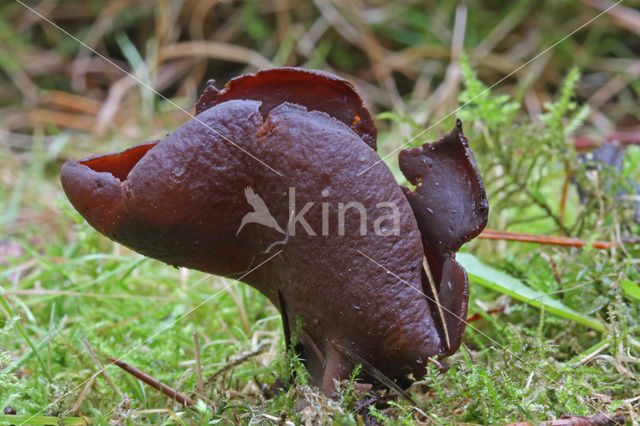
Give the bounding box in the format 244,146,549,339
60,67,488,396
399,120,488,354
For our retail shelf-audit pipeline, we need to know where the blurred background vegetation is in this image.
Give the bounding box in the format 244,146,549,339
0,0,639,424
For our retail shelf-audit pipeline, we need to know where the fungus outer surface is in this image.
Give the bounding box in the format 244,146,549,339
60,68,488,395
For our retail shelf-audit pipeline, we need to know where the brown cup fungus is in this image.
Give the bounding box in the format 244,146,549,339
61,67,488,395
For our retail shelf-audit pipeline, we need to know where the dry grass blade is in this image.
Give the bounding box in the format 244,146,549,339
223,284,251,336
27,109,97,131
134,408,186,423
582,0,640,36
422,256,451,351
80,338,121,397
332,341,416,405
42,90,106,116
193,332,204,396
506,411,625,425
159,41,272,69
96,301,170,332
262,413,295,425
70,370,100,415
95,75,138,136
107,357,196,407
2,290,167,300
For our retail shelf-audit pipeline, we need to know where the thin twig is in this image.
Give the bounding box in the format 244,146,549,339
203,347,267,390
107,357,196,407
478,229,628,249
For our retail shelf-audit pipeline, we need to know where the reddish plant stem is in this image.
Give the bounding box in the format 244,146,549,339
466,306,506,323
107,357,195,407
574,132,640,151
478,229,617,249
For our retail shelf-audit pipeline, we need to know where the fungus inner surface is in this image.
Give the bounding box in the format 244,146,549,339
79,141,158,181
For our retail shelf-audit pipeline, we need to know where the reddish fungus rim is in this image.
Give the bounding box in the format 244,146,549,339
78,141,158,181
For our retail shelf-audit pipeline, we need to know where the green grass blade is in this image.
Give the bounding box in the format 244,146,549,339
3,315,65,375
0,415,86,425
621,278,640,301
457,253,605,332
0,293,53,381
